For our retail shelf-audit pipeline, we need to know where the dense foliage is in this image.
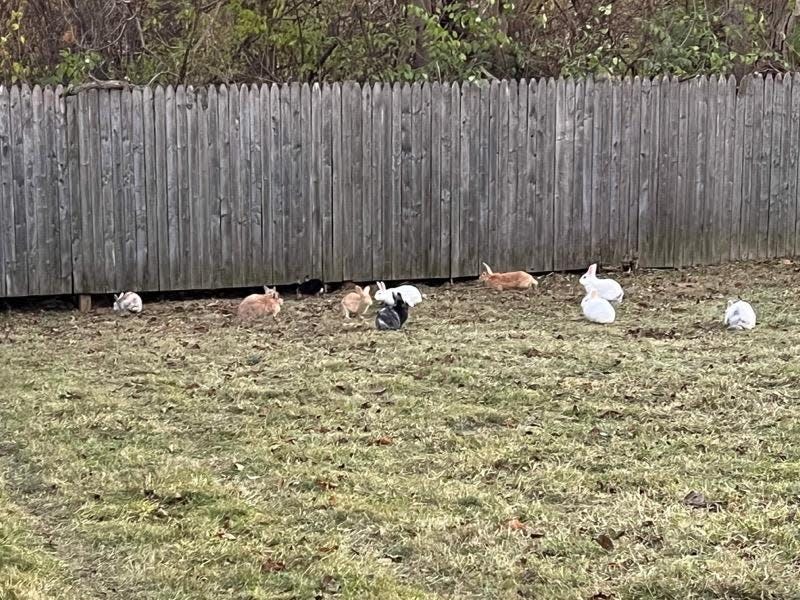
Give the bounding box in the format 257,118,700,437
2,1,800,85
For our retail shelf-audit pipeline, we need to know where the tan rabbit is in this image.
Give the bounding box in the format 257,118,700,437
479,262,538,291
341,285,372,318
238,288,283,320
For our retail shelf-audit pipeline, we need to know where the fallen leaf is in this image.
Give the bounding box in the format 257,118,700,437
372,436,393,446
261,558,286,573
369,387,387,395
319,574,340,594
234,462,245,472
683,490,723,511
383,553,403,563
506,518,527,532
216,529,237,540
595,533,614,551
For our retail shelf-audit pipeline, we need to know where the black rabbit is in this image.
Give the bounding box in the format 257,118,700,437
296,277,325,297
375,293,409,331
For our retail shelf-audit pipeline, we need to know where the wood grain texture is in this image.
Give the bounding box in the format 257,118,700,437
390,82,401,279
608,80,623,265
269,83,284,283
257,84,273,286
22,85,38,294
513,80,529,271
730,78,746,262
0,86,10,296
142,87,160,289
675,79,690,266
109,89,127,290
792,74,800,256
196,87,211,288
429,82,443,278
374,83,391,279
320,84,335,282
400,83,413,279
757,75,773,259
447,82,460,279
420,83,433,277
311,83,323,279
553,77,570,271
331,83,344,281
339,82,353,280
769,75,787,257
741,76,758,260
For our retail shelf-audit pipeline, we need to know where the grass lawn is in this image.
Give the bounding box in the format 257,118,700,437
1,261,800,600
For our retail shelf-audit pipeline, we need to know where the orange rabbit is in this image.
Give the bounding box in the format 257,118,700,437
237,287,284,320
341,285,372,318
479,262,538,291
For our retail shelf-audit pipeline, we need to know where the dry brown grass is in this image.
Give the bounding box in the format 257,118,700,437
1,261,800,600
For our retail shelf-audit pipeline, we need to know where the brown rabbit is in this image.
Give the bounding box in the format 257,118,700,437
341,285,372,318
479,262,538,291
238,287,283,320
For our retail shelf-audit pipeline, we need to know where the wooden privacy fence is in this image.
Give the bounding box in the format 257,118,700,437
1,74,800,298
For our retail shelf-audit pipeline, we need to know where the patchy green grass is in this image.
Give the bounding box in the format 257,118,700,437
2,261,800,600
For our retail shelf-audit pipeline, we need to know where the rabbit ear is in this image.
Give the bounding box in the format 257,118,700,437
588,264,597,276
363,285,370,295
113,293,120,301
482,262,493,274
354,285,362,293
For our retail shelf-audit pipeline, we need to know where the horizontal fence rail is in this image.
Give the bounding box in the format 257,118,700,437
1,75,799,298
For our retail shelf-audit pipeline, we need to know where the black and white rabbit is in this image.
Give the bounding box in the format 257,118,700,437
296,277,325,297
375,293,409,331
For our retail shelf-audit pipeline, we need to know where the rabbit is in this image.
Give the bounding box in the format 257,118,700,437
724,299,756,330
579,263,624,303
296,277,325,298
581,288,615,324
238,288,283,320
375,293,409,331
113,291,143,314
374,281,423,307
257,286,279,298
341,285,372,318
479,263,538,291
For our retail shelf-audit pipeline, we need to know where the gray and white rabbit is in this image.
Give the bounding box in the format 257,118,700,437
724,299,756,330
113,291,143,314
375,293,409,331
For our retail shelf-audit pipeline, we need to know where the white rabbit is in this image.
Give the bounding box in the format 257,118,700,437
724,299,756,330
374,281,423,307
579,263,624,303
113,291,143,314
581,289,615,324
